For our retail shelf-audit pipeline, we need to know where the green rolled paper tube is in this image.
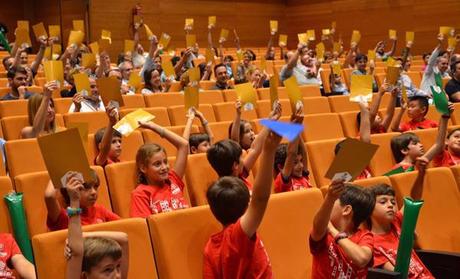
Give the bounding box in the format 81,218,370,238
394,197,423,278
4,192,34,263
0,32,11,53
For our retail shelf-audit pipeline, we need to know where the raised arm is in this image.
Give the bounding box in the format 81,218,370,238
423,105,453,161
400,41,413,70
264,33,275,60
233,29,241,51
410,157,428,201
182,109,195,144
240,131,281,237
380,87,398,131
230,99,242,142
174,48,192,77
390,98,407,132
207,25,214,50
30,37,48,74
195,108,214,144
358,101,371,144
385,38,397,57
369,83,388,125
425,34,443,75
44,180,62,224
66,175,84,279
95,106,119,166
139,121,189,178
286,43,304,72
11,253,36,279
281,106,304,177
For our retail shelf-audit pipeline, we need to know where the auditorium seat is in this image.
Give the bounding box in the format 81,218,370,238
449,165,460,191
328,95,359,113
119,107,171,126
451,103,460,125
352,175,392,188
144,92,183,108
184,153,220,206
302,113,344,141
406,71,422,88
1,116,29,140
122,94,146,108
389,168,460,253
167,104,216,126
303,97,331,114
53,98,73,114
200,90,225,104
319,68,332,93
298,85,321,98
257,87,289,100
14,166,112,237
339,111,359,137
142,126,198,157
205,121,232,142
213,102,258,122
63,111,108,134
32,218,158,279
369,132,400,176
5,139,46,177
0,99,28,118
306,138,344,186
255,99,292,118
0,176,13,233
199,80,216,90
222,89,238,102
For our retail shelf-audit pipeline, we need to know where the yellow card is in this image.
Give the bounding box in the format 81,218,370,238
144,24,154,40
101,29,111,43
185,18,194,28
389,29,397,40
66,122,89,147
260,56,267,72
284,76,303,111
68,30,84,46
81,53,96,68
17,20,29,31
124,39,135,53
331,61,341,76
386,66,400,85
269,67,279,108
270,20,278,33
128,72,142,89
406,31,415,43
208,16,216,27
448,37,457,49
186,34,196,48
188,67,200,83
350,75,373,102
96,77,124,107
316,43,325,61
74,73,91,95
298,33,307,44
37,128,93,189
159,33,171,48
44,60,64,85
322,29,330,35
401,85,408,104
52,44,62,55
220,29,229,41
184,86,199,110
367,50,376,61
333,42,341,53
15,28,31,47
98,38,111,52
440,26,454,36
325,138,378,181
236,83,257,110
351,30,361,43
279,34,287,46
48,25,61,39
44,47,52,60
236,50,243,62
205,48,215,64
307,29,315,41
73,20,85,32
386,56,396,67
32,22,47,39
114,109,155,136
89,41,99,54
161,59,176,78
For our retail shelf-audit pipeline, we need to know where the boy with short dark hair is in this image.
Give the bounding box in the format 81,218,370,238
310,181,375,278
203,130,281,278
391,96,437,132
94,106,122,166
182,108,214,154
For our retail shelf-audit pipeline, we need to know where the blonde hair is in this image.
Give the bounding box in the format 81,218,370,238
82,237,122,273
27,94,55,132
135,143,167,184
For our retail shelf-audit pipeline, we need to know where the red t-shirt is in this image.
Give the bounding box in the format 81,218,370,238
239,167,253,190
130,170,189,217
94,155,120,167
47,204,120,231
0,234,21,279
273,171,313,193
356,167,372,180
399,119,438,132
372,211,433,278
203,220,272,279
433,149,460,167
309,229,373,279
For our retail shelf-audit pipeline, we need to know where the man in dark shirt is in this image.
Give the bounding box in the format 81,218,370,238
1,66,34,101
210,63,234,90
445,60,460,102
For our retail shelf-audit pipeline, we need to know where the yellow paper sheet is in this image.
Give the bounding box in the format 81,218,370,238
185,18,194,28
186,34,196,48
406,31,414,43
316,43,325,61
82,53,96,68
17,20,29,31
101,29,111,43
389,29,397,40
322,29,331,35
333,42,341,53
205,48,215,64
236,50,243,62
184,86,199,110
448,37,457,49
350,75,373,102
440,26,454,36
37,128,93,188
279,34,287,46
52,44,62,56
124,39,135,53
298,33,307,44
307,29,315,41
144,24,154,40
44,60,64,85
44,47,52,60
96,77,124,107
187,67,200,83
68,30,84,46
161,59,176,78
128,72,142,89
260,56,267,72
73,20,85,32
89,42,99,54
113,109,155,136
270,20,278,33
351,30,361,43
331,61,341,76
386,66,400,85
284,76,303,111
269,67,279,108
220,29,229,41
208,16,216,27
74,73,91,95
15,28,31,47
401,85,408,104
32,22,47,39
159,33,171,48
48,25,61,39
235,82,257,110
367,50,376,61
67,122,89,147
386,56,396,67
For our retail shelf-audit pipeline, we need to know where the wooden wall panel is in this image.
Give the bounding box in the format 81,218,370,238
0,0,26,42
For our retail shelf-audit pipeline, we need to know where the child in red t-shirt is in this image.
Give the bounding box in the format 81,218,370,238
44,169,120,231
203,130,281,278
130,121,189,217
388,106,452,174
310,181,374,278
65,173,129,279
182,107,214,154
273,107,312,192
94,105,122,167
0,233,35,279
367,158,434,278
433,127,460,167
392,96,438,132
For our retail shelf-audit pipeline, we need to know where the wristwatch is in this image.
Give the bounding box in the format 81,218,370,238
334,232,348,244
67,207,82,217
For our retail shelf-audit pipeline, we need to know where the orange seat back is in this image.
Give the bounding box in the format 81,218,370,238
212,102,258,122
63,111,108,134
144,92,183,108
327,95,359,113
302,113,344,141
369,132,400,176
306,138,344,186
122,94,146,108
339,111,359,137
1,115,29,140
0,100,28,118
184,153,220,206
303,97,331,114
0,176,13,233
5,139,46,177
53,98,73,114
142,126,198,157
167,104,216,126
200,90,225,104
